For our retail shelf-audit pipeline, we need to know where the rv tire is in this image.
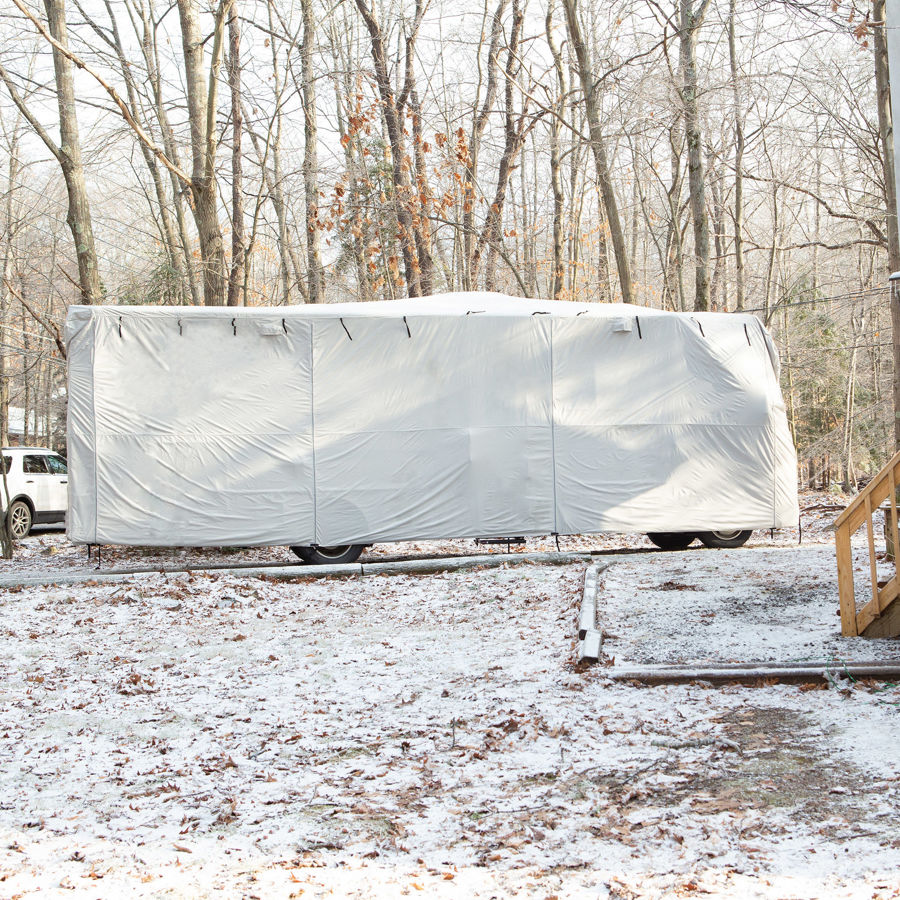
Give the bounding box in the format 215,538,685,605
290,544,365,565
646,532,696,551
698,530,752,549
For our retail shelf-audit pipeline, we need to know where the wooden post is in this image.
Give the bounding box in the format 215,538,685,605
836,523,859,636
885,488,900,570
886,503,896,561
865,494,879,610
834,449,900,637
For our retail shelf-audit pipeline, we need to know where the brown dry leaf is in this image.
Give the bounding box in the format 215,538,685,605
690,796,744,814
172,844,192,853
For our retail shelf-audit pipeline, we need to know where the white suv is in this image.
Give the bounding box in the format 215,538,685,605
1,447,68,538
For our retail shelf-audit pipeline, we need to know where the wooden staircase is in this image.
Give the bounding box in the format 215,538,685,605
834,448,900,637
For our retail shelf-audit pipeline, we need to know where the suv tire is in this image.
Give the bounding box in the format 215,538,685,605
8,499,32,539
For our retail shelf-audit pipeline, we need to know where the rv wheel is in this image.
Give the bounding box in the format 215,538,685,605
290,544,365,565
646,532,696,551
698,530,752,549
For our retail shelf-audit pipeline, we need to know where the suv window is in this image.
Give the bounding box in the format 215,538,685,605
0,456,10,475
47,455,68,475
23,455,49,474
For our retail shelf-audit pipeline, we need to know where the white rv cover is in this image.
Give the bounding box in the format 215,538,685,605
65,294,798,546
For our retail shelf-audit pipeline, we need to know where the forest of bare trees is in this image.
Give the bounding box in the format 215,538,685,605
0,0,894,488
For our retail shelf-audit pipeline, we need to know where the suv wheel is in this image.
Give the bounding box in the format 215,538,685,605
8,500,32,539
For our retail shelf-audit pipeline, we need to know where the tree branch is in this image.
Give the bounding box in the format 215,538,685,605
431,215,529,296
741,170,887,246
3,278,66,360
0,62,64,166
9,0,192,186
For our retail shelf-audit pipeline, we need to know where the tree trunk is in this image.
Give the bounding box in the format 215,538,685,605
353,0,429,297
568,133,585,298
329,49,372,302
728,0,745,312
137,0,202,305
563,0,633,304
0,134,17,558
874,0,900,450
463,0,506,291
546,2,566,300
244,105,307,304
300,0,325,303
473,0,524,290
266,6,298,303
842,309,866,491
87,0,185,301
409,87,435,294
763,180,779,322
708,150,726,311
226,3,244,307
177,0,229,306
679,0,712,312
44,0,102,304
664,120,686,311
783,306,797,447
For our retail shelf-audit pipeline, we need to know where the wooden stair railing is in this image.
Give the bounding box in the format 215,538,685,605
834,448,900,637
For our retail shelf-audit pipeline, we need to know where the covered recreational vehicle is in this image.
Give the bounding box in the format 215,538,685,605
64,293,799,562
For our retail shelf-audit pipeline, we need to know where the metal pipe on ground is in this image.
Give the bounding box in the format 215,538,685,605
609,662,900,685
577,562,608,663
0,550,595,590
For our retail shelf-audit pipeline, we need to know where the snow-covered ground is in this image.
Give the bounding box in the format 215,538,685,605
2,494,900,897
599,544,900,667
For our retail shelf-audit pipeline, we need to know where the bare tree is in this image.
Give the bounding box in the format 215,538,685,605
471,0,528,291
177,0,231,306
462,0,506,291
678,0,713,312
131,0,202,305
249,0,307,302
300,0,325,302
563,0,634,303
353,0,433,297
545,1,567,301
74,0,188,302
0,0,102,305
226,1,245,307
728,0,746,312
873,0,900,448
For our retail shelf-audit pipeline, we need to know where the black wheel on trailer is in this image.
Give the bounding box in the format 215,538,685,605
7,499,33,539
698,530,752,549
646,532,697,551
290,544,365,565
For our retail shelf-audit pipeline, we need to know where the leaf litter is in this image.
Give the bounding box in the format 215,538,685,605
0,501,898,897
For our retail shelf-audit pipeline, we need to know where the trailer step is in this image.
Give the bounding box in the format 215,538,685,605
475,536,526,549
